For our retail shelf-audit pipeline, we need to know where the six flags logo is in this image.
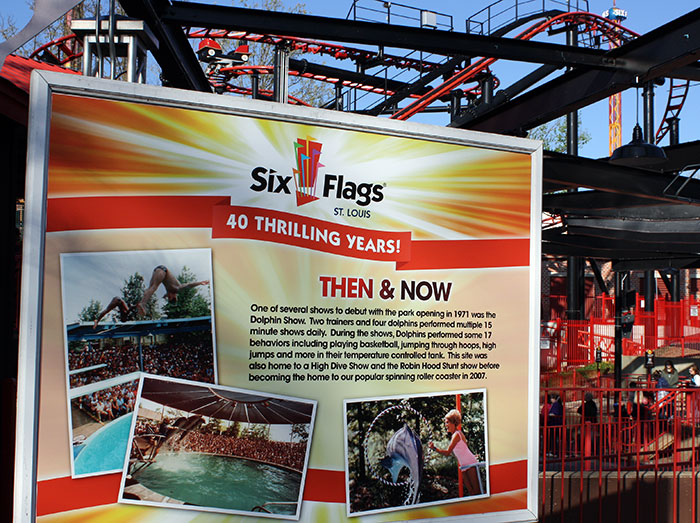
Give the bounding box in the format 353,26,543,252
293,137,323,206
249,137,385,207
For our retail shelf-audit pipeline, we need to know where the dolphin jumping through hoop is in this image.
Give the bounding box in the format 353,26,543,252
379,423,423,505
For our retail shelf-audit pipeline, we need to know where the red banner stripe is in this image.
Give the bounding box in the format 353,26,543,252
398,238,530,270
47,197,529,269
46,196,227,231
213,205,411,262
36,460,526,516
302,469,346,503
37,474,120,516
490,459,528,493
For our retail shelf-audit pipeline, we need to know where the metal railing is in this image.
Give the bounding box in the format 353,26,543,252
346,0,454,31
343,0,454,113
542,295,700,372
541,385,700,521
466,0,590,35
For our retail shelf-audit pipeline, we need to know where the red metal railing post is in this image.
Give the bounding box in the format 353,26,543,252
672,396,678,523
692,388,697,523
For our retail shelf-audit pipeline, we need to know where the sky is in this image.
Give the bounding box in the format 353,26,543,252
1,0,699,158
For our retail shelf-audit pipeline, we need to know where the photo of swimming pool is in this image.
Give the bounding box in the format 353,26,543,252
119,375,316,518
74,413,133,476
133,452,302,514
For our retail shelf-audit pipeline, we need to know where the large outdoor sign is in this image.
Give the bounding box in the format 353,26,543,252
16,71,541,522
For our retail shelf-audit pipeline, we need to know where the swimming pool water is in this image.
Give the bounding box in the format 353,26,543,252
134,452,302,514
74,413,133,476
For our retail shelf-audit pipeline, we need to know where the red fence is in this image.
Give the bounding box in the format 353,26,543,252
541,384,700,522
546,295,700,327
541,296,700,372
541,319,618,372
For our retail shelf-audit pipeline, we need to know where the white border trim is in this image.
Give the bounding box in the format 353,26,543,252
14,69,51,523
527,143,543,522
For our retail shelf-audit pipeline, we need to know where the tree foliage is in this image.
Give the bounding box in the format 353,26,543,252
78,298,102,322
0,13,20,44
241,423,271,440
1,0,73,58
291,423,309,443
528,116,592,153
201,417,224,434
120,272,159,320
224,420,241,438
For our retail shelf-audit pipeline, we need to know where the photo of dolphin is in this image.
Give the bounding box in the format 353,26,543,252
379,423,424,504
345,391,488,516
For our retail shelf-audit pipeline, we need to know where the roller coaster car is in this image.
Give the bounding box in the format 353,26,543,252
197,39,250,65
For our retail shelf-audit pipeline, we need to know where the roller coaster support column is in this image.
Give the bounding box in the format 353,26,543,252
669,116,682,301
614,271,624,389
273,44,290,103
666,116,684,338
449,90,463,124
566,258,583,320
668,116,680,146
480,74,493,106
643,82,657,313
565,23,579,157
566,21,579,158
566,23,584,321
644,272,656,312
643,82,655,146
251,71,260,100
334,84,344,111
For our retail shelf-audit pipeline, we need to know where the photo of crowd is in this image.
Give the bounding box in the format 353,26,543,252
142,340,215,383
68,339,215,388
72,380,138,423
68,343,139,388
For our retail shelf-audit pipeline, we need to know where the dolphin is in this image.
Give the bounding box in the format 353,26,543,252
379,423,423,504
165,415,205,445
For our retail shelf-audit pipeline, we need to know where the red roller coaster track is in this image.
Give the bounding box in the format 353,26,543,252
213,64,498,100
390,11,640,120
186,28,447,73
29,34,82,66
655,78,689,145
26,10,689,140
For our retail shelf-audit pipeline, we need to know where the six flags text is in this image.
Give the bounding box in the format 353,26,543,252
250,167,384,206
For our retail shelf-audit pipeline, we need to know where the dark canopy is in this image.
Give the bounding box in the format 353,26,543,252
141,376,314,425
